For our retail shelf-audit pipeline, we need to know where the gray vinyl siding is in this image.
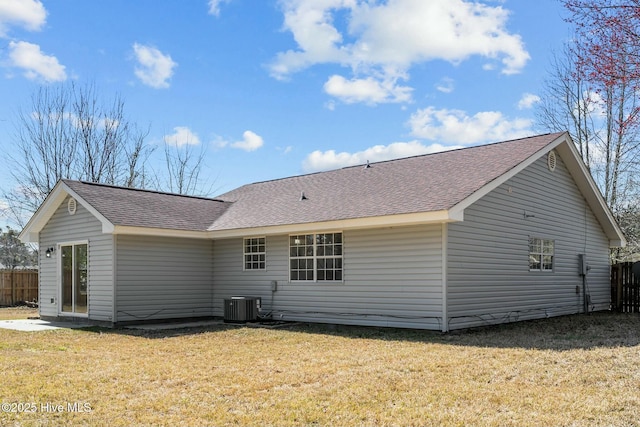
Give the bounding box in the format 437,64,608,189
213,224,444,330
115,235,213,322
446,154,611,330
38,196,114,321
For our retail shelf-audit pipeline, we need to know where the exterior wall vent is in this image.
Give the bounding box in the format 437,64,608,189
68,198,77,215
547,150,557,172
224,296,261,323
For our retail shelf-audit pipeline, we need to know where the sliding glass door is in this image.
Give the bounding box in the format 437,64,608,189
61,243,88,315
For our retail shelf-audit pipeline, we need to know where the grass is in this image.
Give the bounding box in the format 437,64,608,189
0,309,639,426
0,306,39,321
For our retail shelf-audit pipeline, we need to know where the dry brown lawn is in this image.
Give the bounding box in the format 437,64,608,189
0,308,639,427
0,306,38,320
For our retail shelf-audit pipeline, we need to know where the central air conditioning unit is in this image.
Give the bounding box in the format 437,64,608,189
224,296,261,323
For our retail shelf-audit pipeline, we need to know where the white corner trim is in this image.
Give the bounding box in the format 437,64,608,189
441,222,448,333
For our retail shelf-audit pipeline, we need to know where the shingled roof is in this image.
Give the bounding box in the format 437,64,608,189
210,132,566,231
22,131,624,245
62,180,230,232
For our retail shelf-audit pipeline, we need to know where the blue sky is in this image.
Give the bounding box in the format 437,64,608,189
0,0,568,224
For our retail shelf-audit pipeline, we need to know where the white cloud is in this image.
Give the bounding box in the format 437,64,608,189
408,106,533,144
164,126,201,147
517,93,541,110
8,41,66,82
132,43,177,89
216,130,265,152
231,130,264,152
270,0,529,104
0,0,46,37
302,140,463,172
323,74,412,105
436,77,455,94
208,0,232,16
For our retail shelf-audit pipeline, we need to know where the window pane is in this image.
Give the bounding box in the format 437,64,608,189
74,244,88,314
317,270,325,280
317,246,324,256
335,270,342,281
529,238,540,253
61,246,73,313
529,254,541,270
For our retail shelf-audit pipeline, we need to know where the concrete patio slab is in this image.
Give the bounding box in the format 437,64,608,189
0,319,92,332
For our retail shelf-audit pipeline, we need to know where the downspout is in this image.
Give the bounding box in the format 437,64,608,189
441,222,448,332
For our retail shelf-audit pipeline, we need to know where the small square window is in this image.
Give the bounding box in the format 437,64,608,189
529,237,554,272
243,237,266,270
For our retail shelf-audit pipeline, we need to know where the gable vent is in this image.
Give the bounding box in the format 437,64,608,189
547,150,557,172
67,198,77,215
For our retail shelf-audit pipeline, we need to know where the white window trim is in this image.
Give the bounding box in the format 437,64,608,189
57,240,89,318
243,236,266,271
289,232,344,283
528,237,555,272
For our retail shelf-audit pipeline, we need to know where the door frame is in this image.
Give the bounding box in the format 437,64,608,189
57,240,89,318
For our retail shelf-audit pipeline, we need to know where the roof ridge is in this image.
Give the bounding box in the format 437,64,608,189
224,132,563,189
62,179,226,203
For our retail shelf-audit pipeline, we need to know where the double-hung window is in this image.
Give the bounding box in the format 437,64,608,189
290,232,343,281
244,237,266,270
529,237,554,271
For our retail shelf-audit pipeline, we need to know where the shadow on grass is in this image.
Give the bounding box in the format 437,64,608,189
290,312,640,351
75,312,640,351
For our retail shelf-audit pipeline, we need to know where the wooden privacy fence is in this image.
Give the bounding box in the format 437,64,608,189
0,270,39,306
611,262,640,313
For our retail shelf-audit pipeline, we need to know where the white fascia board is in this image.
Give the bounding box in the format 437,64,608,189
112,226,210,239
449,133,569,220
208,210,459,239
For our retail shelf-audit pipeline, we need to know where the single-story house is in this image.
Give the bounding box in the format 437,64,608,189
19,132,626,331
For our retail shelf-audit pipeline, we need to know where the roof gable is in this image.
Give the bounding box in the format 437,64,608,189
19,180,231,242
62,180,230,232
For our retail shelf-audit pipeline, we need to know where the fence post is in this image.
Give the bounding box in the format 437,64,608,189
616,264,623,311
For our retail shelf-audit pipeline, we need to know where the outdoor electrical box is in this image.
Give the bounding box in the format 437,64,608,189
578,254,589,276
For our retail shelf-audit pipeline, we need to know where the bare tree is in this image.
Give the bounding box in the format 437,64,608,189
536,1,640,259
162,142,212,196
536,45,598,170
560,0,640,212
4,82,152,226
